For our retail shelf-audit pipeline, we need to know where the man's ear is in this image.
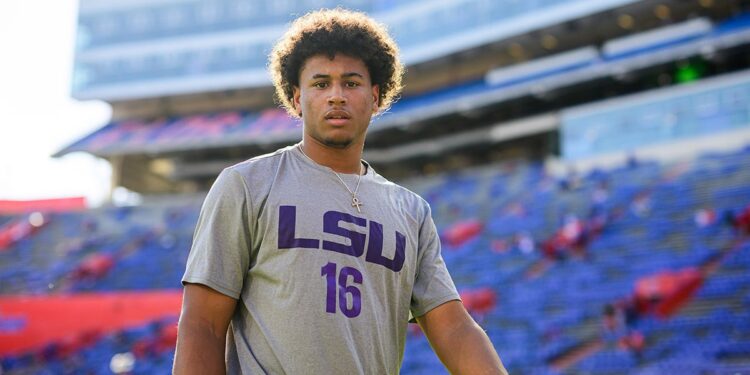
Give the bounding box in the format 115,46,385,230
293,86,302,117
371,84,380,113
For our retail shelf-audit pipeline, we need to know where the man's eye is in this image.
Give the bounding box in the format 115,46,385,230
313,82,328,88
346,81,360,88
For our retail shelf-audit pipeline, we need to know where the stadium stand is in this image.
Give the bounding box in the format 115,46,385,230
72,0,645,100
57,12,750,160
3,144,750,374
4,0,750,373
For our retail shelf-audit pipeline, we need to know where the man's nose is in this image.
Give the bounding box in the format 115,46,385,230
327,85,347,105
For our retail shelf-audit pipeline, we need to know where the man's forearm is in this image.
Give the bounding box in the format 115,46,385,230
432,320,508,375
173,318,226,375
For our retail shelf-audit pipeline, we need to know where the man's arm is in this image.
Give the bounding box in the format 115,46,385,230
416,300,508,375
173,283,237,375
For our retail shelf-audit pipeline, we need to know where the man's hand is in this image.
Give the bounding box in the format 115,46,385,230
173,283,237,375
416,300,508,375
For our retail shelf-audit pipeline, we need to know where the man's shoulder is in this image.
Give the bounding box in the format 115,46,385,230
213,146,294,200
371,172,431,213
225,145,292,176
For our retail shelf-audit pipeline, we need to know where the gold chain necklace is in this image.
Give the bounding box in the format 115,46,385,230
299,145,364,213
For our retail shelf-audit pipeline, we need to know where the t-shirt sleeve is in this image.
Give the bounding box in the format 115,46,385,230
410,203,460,321
182,168,252,299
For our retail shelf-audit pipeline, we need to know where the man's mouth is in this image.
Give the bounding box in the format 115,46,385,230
325,110,351,125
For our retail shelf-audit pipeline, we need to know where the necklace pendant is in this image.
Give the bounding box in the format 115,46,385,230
351,196,363,213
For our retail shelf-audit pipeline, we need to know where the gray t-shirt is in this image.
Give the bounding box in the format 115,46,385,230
182,144,459,374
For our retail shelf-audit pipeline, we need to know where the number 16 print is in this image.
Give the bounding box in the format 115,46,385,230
321,262,362,318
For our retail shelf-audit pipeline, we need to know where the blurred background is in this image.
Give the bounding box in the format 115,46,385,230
1,0,750,373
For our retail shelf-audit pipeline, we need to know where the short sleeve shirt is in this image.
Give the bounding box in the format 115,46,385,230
182,144,459,374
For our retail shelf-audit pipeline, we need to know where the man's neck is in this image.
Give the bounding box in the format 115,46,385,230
300,138,364,175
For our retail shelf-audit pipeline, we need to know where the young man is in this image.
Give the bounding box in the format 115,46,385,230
173,8,507,375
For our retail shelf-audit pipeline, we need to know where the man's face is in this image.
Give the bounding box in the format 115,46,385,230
294,54,380,149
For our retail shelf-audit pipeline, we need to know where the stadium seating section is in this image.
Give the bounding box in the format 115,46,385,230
75,0,607,90
78,0,597,50
2,144,749,374
62,12,750,158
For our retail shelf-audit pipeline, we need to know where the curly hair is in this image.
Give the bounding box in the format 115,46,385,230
268,8,404,117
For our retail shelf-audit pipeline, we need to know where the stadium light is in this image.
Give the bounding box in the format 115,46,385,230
541,35,559,50
654,5,671,21
617,14,634,30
